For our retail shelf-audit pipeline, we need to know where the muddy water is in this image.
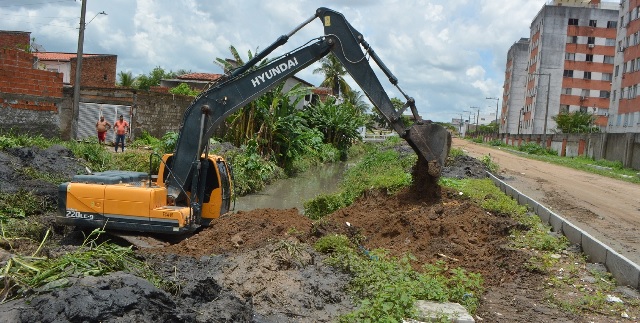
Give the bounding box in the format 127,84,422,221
232,162,348,214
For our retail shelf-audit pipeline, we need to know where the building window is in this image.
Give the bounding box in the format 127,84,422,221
565,53,575,60
605,38,615,46
599,90,611,98
560,105,570,114
580,106,588,113
586,54,594,62
587,37,595,44
602,73,612,81
603,56,614,64
607,21,617,28
589,20,597,27
562,88,572,95
583,71,592,80
567,36,578,44
615,65,619,77
569,18,579,26
581,89,589,97
563,70,574,77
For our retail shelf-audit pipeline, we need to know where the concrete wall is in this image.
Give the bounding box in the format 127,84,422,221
132,91,193,139
501,132,640,170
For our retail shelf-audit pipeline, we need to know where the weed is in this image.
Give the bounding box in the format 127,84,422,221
0,228,175,303
272,239,307,268
488,139,505,147
20,167,68,184
314,234,352,254
480,154,499,173
518,142,557,155
0,189,55,220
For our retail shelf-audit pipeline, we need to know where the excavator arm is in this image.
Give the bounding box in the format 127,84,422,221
166,7,451,210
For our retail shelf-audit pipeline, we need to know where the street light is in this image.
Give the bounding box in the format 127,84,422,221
529,72,551,145
72,1,107,139
486,97,499,137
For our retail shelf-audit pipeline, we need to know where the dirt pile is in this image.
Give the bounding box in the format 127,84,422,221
1,144,636,322
0,145,85,198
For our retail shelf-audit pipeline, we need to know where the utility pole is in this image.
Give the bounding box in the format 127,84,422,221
72,0,87,140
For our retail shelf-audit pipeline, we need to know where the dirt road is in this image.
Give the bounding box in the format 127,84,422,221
453,138,640,266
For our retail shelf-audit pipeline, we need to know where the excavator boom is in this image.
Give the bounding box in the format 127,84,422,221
167,7,451,204
57,7,451,235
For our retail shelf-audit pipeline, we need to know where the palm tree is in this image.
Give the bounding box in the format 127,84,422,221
313,53,351,97
214,45,269,74
117,71,135,87
342,90,369,114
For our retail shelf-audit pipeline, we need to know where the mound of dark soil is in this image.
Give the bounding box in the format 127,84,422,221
0,145,85,200
2,145,633,322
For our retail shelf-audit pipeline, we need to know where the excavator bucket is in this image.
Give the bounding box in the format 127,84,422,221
404,123,452,178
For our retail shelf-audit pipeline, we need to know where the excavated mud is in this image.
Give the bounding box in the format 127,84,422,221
0,144,618,322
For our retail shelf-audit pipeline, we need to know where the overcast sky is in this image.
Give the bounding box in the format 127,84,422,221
0,0,548,122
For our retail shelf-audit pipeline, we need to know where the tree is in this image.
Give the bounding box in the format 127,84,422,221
553,111,598,133
217,45,271,147
312,53,351,97
214,45,269,74
117,71,135,87
342,90,369,114
135,66,177,90
369,97,404,129
302,96,367,160
169,83,200,97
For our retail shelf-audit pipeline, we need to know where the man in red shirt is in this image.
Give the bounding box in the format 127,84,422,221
114,114,129,152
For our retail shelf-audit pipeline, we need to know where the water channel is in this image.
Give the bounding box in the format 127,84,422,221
232,162,349,214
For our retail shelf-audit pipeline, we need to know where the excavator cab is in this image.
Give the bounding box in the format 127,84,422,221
157,154,233,226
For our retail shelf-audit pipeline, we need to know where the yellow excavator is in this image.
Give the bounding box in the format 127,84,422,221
57,7,452,234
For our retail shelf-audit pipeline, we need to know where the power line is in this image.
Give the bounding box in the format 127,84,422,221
0,13,77,19
0,0,75,8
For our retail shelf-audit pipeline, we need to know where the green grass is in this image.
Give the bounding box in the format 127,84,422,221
314,236,483,322
304,144,414,219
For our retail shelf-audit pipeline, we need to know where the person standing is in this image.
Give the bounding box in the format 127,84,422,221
114,114,129,152
95,115,111,145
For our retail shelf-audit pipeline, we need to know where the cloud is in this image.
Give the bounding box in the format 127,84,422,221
0,0,548,122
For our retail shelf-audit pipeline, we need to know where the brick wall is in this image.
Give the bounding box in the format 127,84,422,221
69,55,117,88
0,47,65,137
0,31,30,49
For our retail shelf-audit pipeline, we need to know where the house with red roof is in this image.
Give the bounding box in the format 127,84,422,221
33,52,117,87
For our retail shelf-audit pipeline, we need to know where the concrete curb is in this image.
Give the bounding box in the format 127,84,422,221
487,172,640,291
